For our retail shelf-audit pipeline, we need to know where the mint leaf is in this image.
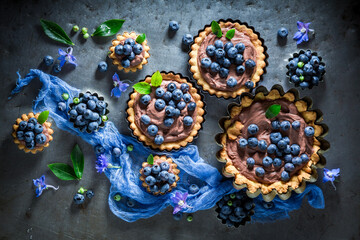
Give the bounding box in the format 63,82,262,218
40,19,74,46
133,82,151,94
92,19,125,37
226,29,235,40
48,163,78,180
211,21,222,38
151,71,162,87
265,104,281,119
147,154,154,165
136,33,146,44
71,144,84,179
37,110,49,124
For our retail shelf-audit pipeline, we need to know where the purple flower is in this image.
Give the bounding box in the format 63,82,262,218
58,47,77,67
170,191,190,214
111,73,129,98
293,21,314,45
95,154,121,174
323,168,340,190
33,175,59,197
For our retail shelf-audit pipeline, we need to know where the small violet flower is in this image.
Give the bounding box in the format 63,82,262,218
58,47,77,67
33,175,59,197
293,21,314,45
111,73,129,98
95,154,121,174
170,191,191,214
323,168,340,190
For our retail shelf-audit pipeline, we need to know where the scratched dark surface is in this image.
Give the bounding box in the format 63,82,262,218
0,0,359,239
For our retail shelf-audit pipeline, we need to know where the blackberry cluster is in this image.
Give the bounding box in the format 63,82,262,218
68,92,109,133
215,191,254,227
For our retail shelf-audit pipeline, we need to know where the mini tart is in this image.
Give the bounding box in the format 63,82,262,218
109,31,150,73
189,20,267,98
127,72,205,151
215,85,329,201
12,112,54,154
139,156,180,195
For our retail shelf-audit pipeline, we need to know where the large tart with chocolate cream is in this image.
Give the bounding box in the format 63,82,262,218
127,72,205,151
189,20,267,98
216,85,329,201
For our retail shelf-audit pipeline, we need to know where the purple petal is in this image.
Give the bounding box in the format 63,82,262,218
173,206,181,214
293,31,303,40
301,33,309,42
181,192,188,201
304,22,311,30
58,48,66,56
35,187,43,197
119,82,129,92
297,21,305,30
59,59,66,67
331,168,340,176
111,87,122,98
68,55,77,66
296,37,304,45
112,73,120,82
57,55,65,61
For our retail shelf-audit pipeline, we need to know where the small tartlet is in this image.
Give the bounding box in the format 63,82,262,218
215,85,329,201
12,112,54,154
109,31,150,73
189,20,267,98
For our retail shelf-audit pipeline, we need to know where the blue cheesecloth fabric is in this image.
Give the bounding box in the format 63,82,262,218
9,69,325,223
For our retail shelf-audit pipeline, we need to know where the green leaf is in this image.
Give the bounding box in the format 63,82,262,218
211,21,222,38
40,19,74,46
147,154,154,165
265,104,282,119
136,33,146,44
133,82,151,94
151,71,162,87
48,163,78,180
225,29,235,40
91,19,125,37
71,144,84,179
37,110,49,124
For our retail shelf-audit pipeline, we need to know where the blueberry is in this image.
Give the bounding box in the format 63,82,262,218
160,171,169,181
19,121,27,131
303,63,313,75
227,47,238,58
121,59,131,68
248,137,258,148
43,55,54,66
234,54,244,65
277,140,287,149
167,83,177,92
122,45,132,56
147,124,158,136
310,56,320,67
292,121,300,130
85,190,94,199
128,52,136,61
284,154,293,163
299,54,309,63
183,116,193,126
186,102,197,112
27,117,37,125
238,138,248,148
222,58,231,68
34,124,43,134
312,76,320,86
273,158,282,167
210,62,220,73
182,93,191,103
221,205,232,215
296,68,303,76
165,106,175,117
281,171,290,181
224,42,234,52
163,91,172,101
154,135,164,145
173,212,183,221
270,132,282,144
318,65,325,74
304,126,314,137
215,49,225,59
133,44,143,55
245,59,256,69
291,75,300,84
235,43,245,53
219,68,229,78
160,162,170,171
168,173,176,184
180,83,189,93
247,124,259,135
160,183,170,193
255,167,265,177
284,163,295,172
35,133,47,144
151,164,161,175
26,122,35,131
258,140,267,151
168,100,176,107
112,147,121,157
201,57,212,68
73,193,85,204
292,157,302,165
289,144,300,156
172,89,183,101
288,59,298,71
283,144,291,154
169,20,180,31
276,148,283,157
115,44,124,55
90,112,100,121
75,115,86,126
97,61,108,72
300,81,310,89
155,99,166,111
84,109,93,120
234,207,246,218
214,40,224,49
226,77,237,88
277,27,288,38
182,34,194,46
94,145,105,154
164,118,174,127
124,38,135,46
262,156,273,167
88,121,99,132
236,65,246,75
145,176,156,186
216,57,224,66
300,154,309,163
16,130,24,140
140,95,151,105
126,198,135,207
177,101,186,110
267,144,277,154
206,45,216,57
270,120,280,130
86,100,96,111
305,50,312,58
280,121,291,131
245,81,254,89
52,63,61,73
246,158,255,169
26,140,35,149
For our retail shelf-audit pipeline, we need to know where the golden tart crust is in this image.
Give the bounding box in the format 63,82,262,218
127,72,205,151
109,31,150,73
189,20,266,98
139,156,180,195
12,112,54,154
216,86,329,201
